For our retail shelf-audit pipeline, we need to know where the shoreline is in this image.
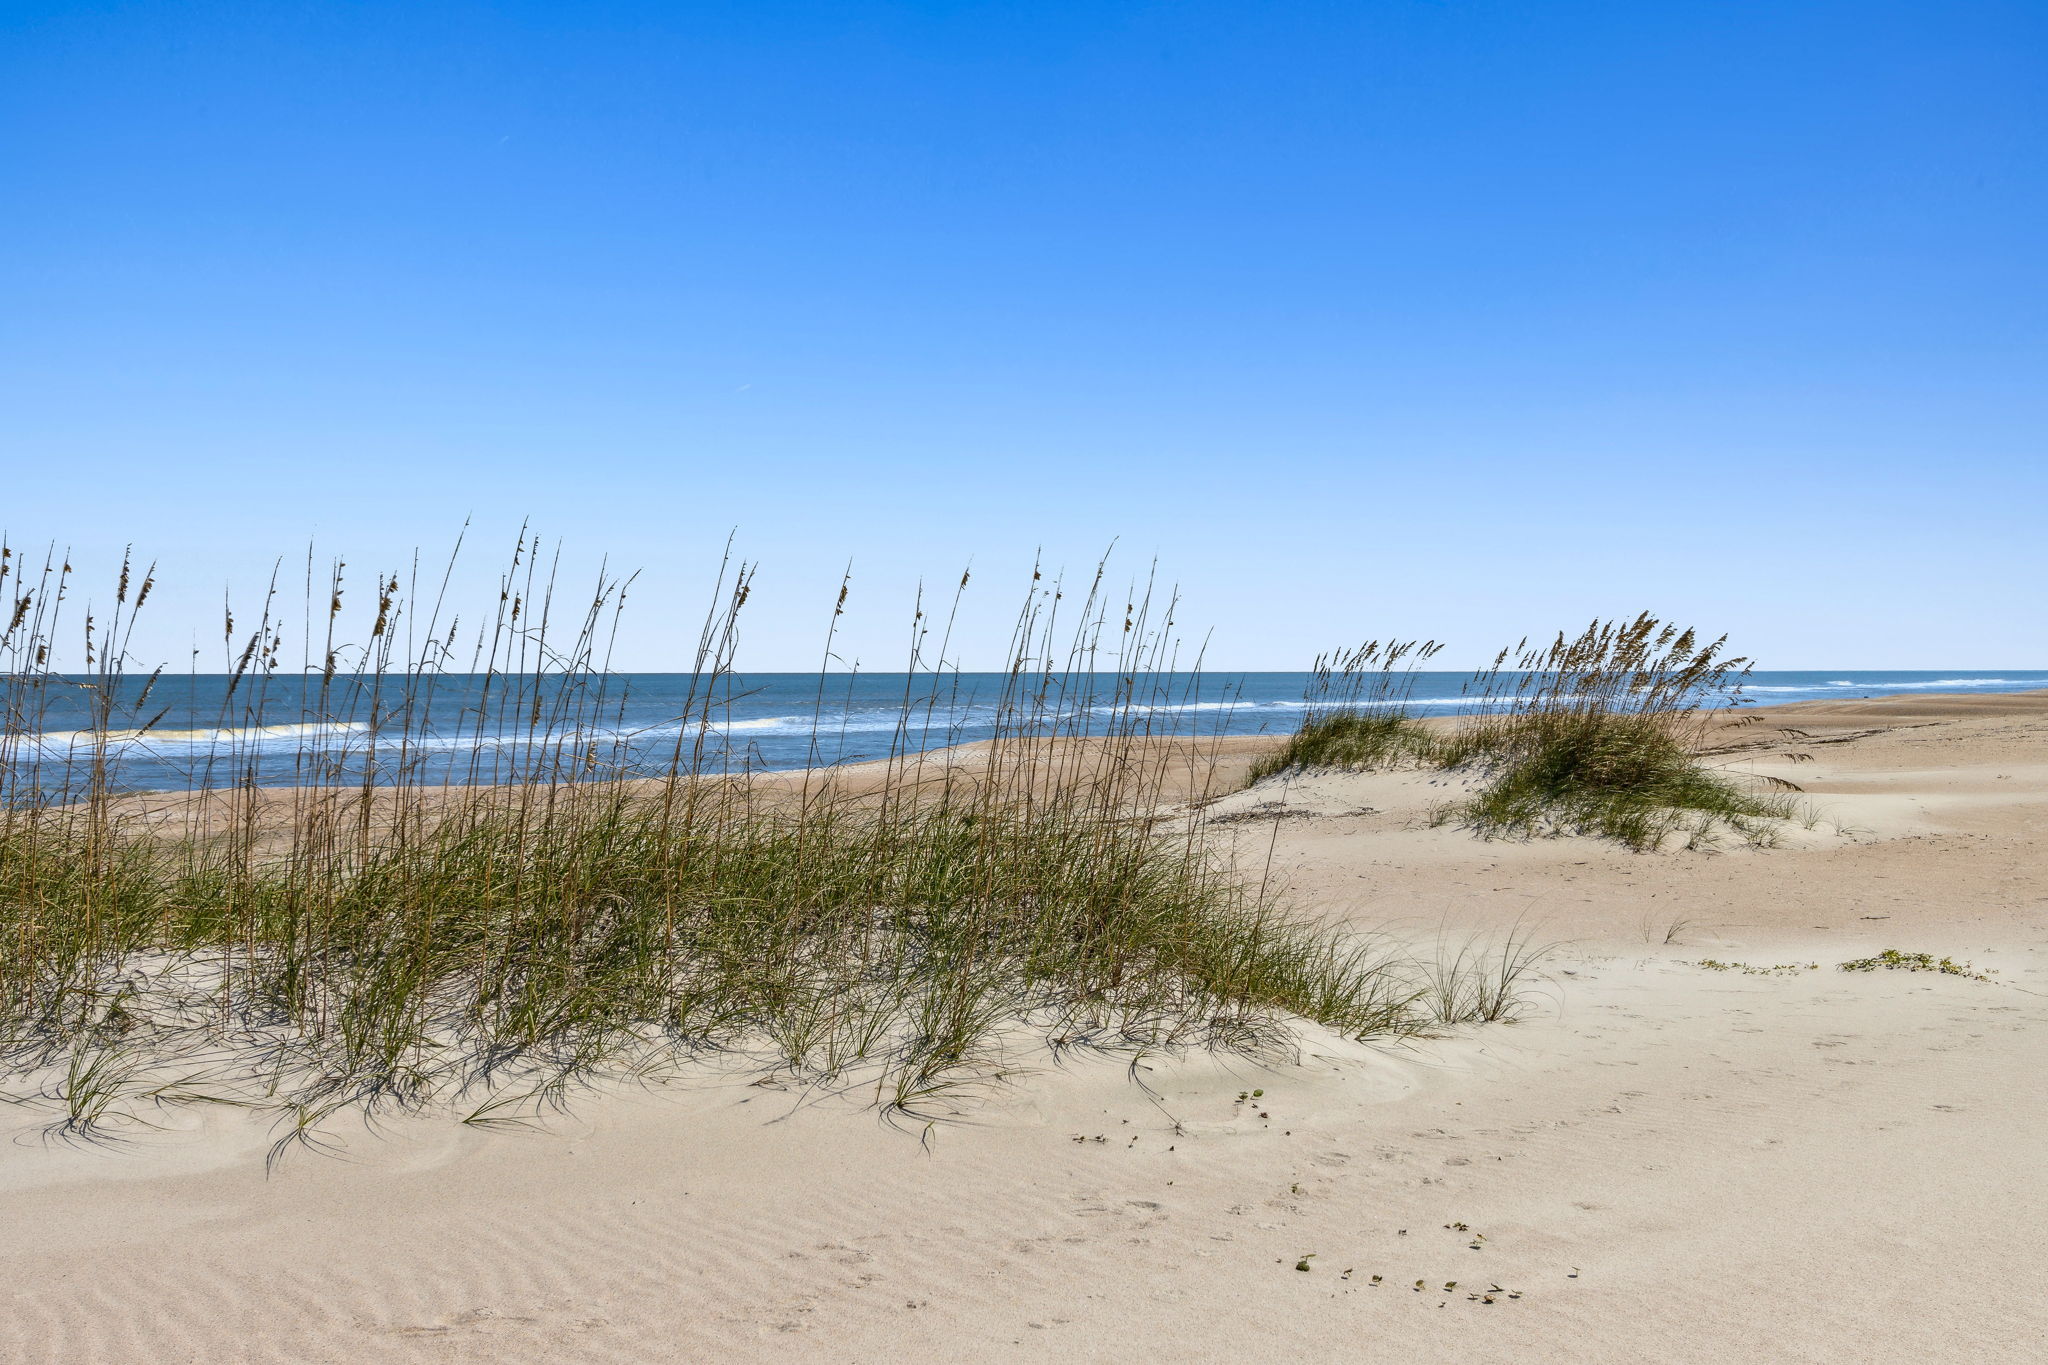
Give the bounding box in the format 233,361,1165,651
12,682,2048,805
33,685,2048,815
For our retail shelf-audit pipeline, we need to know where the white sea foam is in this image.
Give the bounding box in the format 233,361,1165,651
21,721,372,752
1112,700,1298,716
714,712,919,736
1744,678,2047,694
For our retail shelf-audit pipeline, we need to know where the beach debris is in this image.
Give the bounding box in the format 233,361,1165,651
1206,802,1317,824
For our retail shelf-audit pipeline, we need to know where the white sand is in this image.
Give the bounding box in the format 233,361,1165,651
4,691,2045,1362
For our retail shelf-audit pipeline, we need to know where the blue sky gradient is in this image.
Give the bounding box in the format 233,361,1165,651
3,1,2042,668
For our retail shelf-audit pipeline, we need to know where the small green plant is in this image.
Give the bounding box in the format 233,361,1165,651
1838,949,1993,981
1422,925,1551,1023
1695,959,1818,976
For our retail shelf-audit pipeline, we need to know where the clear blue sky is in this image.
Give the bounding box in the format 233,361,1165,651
3,1,2042,669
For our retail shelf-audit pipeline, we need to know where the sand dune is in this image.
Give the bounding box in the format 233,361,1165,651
4,692,2044,1363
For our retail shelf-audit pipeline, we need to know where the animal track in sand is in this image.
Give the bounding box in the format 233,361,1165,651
387,1306,548,1338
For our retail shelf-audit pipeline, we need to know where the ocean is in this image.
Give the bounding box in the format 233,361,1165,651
6,670,2044,794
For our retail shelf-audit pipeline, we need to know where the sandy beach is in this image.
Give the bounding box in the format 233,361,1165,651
4,688,2044,1364
14,0,2038,1357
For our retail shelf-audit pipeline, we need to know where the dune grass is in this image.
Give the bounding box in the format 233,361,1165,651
3,784,1429,1131
1245,641,1443,784
0,538,1535,1146
1254,616,1797,851
1448,710,1794,850
1247,711,1440,783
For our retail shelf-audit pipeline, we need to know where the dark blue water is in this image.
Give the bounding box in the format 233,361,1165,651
6,670,2044,794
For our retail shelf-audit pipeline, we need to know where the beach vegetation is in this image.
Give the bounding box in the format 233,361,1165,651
0,536,1534,1147
1244,641,1444,784
1257,615,1799,851
1837,949,1992,981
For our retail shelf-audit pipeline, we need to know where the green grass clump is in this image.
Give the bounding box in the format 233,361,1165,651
1257,616,1799,852
1246,711,1438,785
1437,615,1800,850
1243,639,1444,784
1450,712,1794,852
